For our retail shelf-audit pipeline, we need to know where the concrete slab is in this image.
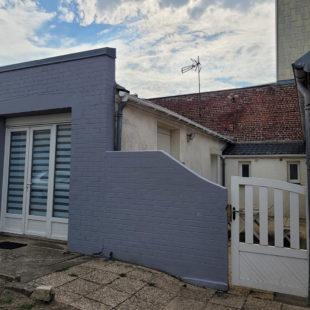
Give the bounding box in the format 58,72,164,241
80,269,119,285
134,285,175,306
210,291,246,309
87,286,130,307
115,295,159,310
109,277,145,294
0,234,89,283
59,278,101,295
165,296,206,310
178,284,216,302
243,295,282,310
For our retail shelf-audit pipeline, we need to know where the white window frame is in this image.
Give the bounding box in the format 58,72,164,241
239,161,251,178
287,162,300,184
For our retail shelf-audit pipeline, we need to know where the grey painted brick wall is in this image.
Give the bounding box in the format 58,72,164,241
79,151,227,290
0,49,116,249
0,50,228,291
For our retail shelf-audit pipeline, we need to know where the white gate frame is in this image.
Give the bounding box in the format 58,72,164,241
231,176,308,297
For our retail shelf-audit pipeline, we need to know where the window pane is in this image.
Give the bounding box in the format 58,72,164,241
242,164,249,177
7,131,27,214
53,125,71,218
29,130,51,216
290,164,298,180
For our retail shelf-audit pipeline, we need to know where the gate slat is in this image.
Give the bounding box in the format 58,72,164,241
245,185,253,244
290,192,300,249
259,187,268,245
274,189,283,247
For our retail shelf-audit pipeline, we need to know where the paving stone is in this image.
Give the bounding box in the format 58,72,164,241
65,265,95,277
228,286,250,297
59,278,101,295
87,286,130,307
109,277,146,294
80,258,111,270
34,272,74,288
70,296,111,310
178,284,216,302
127,267,154,282
203,302,238,310
102,261,136,275
80,269,118,285
165,296,206,310
210,291,246,309
243,295,282,310
250,289,275,300
134,285,175,306
115,295,159,310
282,304,310,309
151,274,183,294
54,288,81,306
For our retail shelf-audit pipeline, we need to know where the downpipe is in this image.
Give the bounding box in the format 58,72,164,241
295,77,310,304
115,92,129,151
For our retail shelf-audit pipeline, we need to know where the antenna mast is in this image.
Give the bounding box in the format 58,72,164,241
181,56,202,116
181,56,201,95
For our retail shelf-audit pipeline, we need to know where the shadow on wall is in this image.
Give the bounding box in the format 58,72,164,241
69,150,228,291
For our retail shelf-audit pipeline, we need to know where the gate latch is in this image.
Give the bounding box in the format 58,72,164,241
232,207,244,220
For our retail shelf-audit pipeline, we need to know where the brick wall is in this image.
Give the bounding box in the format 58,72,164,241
82,151,228,290
277,0,310,81
151,82,303,143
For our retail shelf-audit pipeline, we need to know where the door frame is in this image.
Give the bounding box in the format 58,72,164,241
0,113,71,240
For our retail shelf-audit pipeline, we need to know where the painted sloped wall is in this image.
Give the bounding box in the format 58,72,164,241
89,151,228,290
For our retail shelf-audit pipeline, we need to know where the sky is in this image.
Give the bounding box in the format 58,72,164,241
0,0,276,98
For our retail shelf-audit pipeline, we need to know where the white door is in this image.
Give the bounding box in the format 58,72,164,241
0,122,71,240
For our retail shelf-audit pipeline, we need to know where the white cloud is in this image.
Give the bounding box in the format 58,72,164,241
0,0,276,98
58,5,75,23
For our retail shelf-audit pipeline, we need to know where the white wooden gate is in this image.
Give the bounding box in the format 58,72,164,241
231,176,308,297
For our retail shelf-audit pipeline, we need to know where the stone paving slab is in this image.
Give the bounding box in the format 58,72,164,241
109,277,145,294
80,269,119,285
243,295,282,310
210,291,247,309
115,295,159,310
87,286,130,307
134,285,175,306
59,278,101,295
1,235,310,310
165,296,206,310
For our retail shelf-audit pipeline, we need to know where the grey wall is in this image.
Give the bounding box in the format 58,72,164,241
0,50,228,291
71,151,228,290
0,50,116,249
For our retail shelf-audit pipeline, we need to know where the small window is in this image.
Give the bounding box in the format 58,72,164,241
239,162,251,177
288,162,300,183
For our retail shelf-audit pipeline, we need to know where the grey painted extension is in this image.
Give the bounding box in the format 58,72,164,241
0,48,228,291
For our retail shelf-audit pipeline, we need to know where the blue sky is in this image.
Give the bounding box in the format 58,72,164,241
0,0,275,97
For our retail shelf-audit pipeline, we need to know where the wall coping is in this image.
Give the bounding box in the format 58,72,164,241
0,47,116,73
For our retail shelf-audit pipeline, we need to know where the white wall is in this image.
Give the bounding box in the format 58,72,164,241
225,156,307,217
120,102,226,182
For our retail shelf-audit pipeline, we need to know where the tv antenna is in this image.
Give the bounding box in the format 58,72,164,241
181,56,201,94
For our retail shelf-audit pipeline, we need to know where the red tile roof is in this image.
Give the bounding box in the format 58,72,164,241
150,82,304,143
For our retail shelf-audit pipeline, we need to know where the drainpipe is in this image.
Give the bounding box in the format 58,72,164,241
294,70,310,304
221,156,226,187
116,91,129,151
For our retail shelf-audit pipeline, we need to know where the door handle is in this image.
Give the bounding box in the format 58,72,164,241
232,207,245,220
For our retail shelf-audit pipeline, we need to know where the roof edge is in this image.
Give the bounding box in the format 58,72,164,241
0,47,116,73
148,79,296,100
126,94,233,143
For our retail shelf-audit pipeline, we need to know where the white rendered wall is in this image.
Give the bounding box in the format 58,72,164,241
121,102,226,182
